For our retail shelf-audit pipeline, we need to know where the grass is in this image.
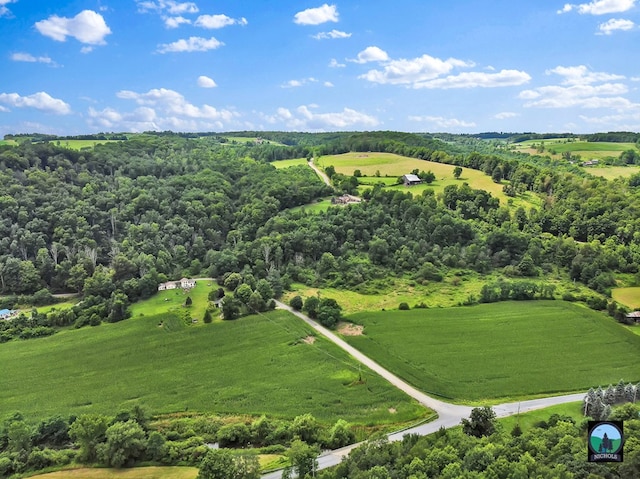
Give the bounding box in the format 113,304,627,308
342,301,640,402
0,310,427,424
270,158,309,169
219,136,284,146
288,198,335,214
611,287,640,309
587,166,640,180
29,466,198,479
52,140,122,150
129,282,216,324
498,402,584,434
0,139,17,146
513,140,638,161
35,300,79,315
316,152,538,210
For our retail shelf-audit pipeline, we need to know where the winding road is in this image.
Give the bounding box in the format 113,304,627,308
308,158,333,188
261,301,586,478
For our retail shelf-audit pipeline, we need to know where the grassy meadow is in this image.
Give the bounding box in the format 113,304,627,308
129,282,215,323
0,310,427,424
498,402,583,434
587,165,640,180
612,287,640,309
513,139,638,160
343,301,640,403
30,467,198,479
316,152,538,209
270,158,309,169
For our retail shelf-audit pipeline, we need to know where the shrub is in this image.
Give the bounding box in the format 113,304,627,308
398,302,410,310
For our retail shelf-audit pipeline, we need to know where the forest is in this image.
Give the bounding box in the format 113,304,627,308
1,132,640,338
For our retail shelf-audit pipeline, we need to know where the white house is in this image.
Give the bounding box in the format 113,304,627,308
181,278,196,289
157,281,178,291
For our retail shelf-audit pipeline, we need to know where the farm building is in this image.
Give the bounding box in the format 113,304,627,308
626,311,640,323
0,309,14,320
332,194,362,205
158,278,196,291
402,174,422,186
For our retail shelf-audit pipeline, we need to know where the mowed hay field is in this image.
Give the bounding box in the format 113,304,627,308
513,140,638,160
344,301,640,402
612,287,640,309
31,467,198,479
271,158,309,169
0,310,426,424
317,152,537,209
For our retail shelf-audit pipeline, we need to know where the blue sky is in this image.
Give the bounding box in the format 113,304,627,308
1,0,640,135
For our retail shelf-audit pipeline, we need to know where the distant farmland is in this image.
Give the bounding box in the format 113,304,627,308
344,301,640,402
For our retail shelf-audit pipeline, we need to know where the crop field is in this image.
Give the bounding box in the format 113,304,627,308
343,301,640,402
513,140,637,160
0,310,427,423
31,466,198,479
270,158,309,169
612,287,640,309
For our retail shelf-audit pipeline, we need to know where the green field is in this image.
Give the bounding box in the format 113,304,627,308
498,402,583,434
129,282,215,323
31,466,198,479
612,287,640,309
513,140,638,161
317,152,537,209
288,198,335,214
51,139,123,150
0,139,17,146
586,165,640,180
0,310,427,424
220,136,284,146
271,158,309,169
343,301,640,402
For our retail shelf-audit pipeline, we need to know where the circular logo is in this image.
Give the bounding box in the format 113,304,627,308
589,423,623,454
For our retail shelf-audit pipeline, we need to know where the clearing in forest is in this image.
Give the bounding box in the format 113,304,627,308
612,287,640,309
343,301,640,402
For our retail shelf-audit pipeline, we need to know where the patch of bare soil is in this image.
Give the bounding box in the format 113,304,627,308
337,322,364,336
388,408,397,414
302,335,316,344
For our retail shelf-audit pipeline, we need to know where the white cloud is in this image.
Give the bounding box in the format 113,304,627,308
137,1,198,14
329,58,346,68
35,10,112,45
197,75,217,88
10,52,55,64
294,4,338,25
165,16,191,28
351,46,389,64
359,53,470,85
413,69,531,89
0,105,9,112
558,0,636,14
157,36,223,53
266,105,378,130
0,0,16,17
519,67,636,109
281,77,318,88
80,46,93,54
494,111,519,119
89,88,239,132
597,18,635,34
0,91,71,114
324,81,334,87
547,65,625,84
408,115,476,129
195,14,247,29
313,29,351,39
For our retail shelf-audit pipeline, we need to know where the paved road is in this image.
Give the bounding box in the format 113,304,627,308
262,301,586,478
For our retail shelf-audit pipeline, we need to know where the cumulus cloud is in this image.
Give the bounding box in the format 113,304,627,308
195,14,247,29
10,52,55,65
329,58,346,68
351,46,389,64
413,70,531,89
408,115,476,129
294,4,338,25
558,0,636,14
324,81,334,87
0,91,71,114
157,36,223,53
313,29,351,39
597,18,635,34
359,53,470,84
0,0,16,17
519,65,636,109
281,77,318,88
136,1,198,14
265,105,378,131
165,16,191,28
88,87,238,132
197,75,217,88
35,10,112,45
